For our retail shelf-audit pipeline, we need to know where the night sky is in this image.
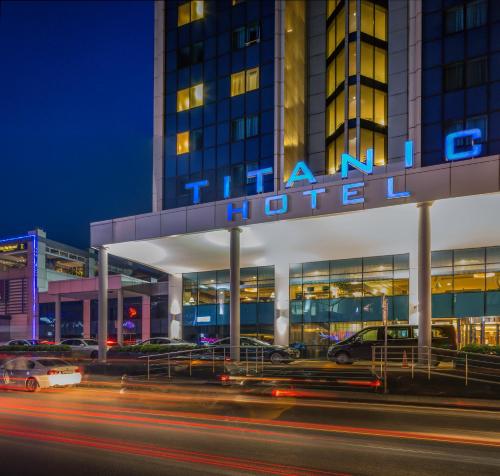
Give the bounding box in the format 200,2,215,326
0,0,153,249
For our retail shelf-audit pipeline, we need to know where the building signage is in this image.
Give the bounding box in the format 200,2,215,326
0,242,28,253
184,129,482,221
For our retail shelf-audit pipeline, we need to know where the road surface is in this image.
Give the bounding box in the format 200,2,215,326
0,384,498,475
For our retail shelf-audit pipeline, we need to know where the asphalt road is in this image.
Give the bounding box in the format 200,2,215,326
0,385,498,476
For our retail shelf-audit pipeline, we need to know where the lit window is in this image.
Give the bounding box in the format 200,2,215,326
335,90,344,130
177,83,203,112
327,132,344,173
178,1,204,27
246,67,259,91
348,0,357,33
177,132,189,155
327,0,341,18
360,1,387,41
373,89,386,126
231,71,245,96
348,84,356,120
348,41,356,77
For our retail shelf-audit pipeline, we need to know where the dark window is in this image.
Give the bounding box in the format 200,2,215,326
191,42,204,64
444,62,464,91
232,27,246,49
231,117,245,141
177,42,204,68
191,130,204,151
246,23,260,45
466,0,487,29
246,115,259,137
178,46,191,68
466,57,487,87
445,6,464,34
466,115,487,141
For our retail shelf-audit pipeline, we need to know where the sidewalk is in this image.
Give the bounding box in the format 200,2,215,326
80,373,500,412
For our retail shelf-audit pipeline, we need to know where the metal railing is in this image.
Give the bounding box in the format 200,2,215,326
139,345,268,380
372,345,500,390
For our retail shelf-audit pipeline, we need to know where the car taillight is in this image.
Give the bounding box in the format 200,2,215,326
47,369,60,375
74,367,81,373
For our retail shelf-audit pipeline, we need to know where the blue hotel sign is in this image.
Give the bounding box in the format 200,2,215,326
184,129,483,221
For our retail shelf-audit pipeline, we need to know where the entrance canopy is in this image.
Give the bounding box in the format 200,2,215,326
103,193,500,274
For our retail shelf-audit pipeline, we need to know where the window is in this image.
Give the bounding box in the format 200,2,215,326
467,0,487,29
360,0,387,41
466,116,487,141
178,1,204,27
231,116,259,141
444,62,464,91
327,132,344,173
466,57,487,87
247,23,260,45
177,84,203,112
232,23,260,50
360,42,387,84
231,68,259,96
445,6,464,33
327,7,345,57
178,42,204,68
327,0,341,18
359,328,379,342
177,131,189,155
327,47,345,96
191,129,203,151
232,27,246,49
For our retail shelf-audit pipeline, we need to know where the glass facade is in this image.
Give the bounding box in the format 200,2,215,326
164,0,275,209
326,0,388,174
290,254,409,357
39,302,84,340
422,0,500,166
182,265,274,343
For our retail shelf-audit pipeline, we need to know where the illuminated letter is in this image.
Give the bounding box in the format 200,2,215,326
227,201,249,221
303,188,326,209
342,182,364,205
265,195,288,215
285,161,317,188
341,151,373,178
445,128,482,161
223,175,231,199
185,180,209,205
405,141,413,168
386,177,410,199
247,167,273,193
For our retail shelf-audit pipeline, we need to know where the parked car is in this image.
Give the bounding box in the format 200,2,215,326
0,357,81,392
1,339,43,346
207,337,300,364
136,337,197,348
60,338,102,359
327,324,457,364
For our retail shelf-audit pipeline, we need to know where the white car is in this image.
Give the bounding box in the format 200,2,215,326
0,357,82,392
60,338,103,359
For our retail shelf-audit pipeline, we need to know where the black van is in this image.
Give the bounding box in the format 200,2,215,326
327,324,457,364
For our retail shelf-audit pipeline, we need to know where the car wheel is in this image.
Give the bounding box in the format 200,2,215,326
90,350,98,360
270,352,284,364
335,352,352,365
1,371,10,385
26,377,39,393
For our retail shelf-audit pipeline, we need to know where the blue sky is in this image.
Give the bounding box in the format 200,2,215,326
0,0,153,248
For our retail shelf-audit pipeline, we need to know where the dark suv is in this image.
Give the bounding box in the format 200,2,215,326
327,324,457,364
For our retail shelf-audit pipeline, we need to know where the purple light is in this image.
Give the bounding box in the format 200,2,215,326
31,234,38,340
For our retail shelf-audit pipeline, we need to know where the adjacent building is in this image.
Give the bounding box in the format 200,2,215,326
86,0,500,355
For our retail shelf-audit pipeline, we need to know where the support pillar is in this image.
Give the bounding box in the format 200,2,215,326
229,228,241,361
141,295,151,342
83,300,91,339
417,202,432,362
54,295,61,344
116,289,123,346
98,246,108,362
168,273,183,339
274,262,289,346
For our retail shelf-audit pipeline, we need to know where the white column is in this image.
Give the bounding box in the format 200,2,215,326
168,273,183,339
408,244,419,326
141,295,151,341
98,246,108,362
83,299,91,339
274,262,289,346
116,289,124,346
230,228,241,361
54,295,61,344
417,202,432,360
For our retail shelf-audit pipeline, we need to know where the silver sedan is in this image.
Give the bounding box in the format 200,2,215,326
0,357,82,392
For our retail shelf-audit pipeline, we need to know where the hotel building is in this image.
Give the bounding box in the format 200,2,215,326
90,0,500,356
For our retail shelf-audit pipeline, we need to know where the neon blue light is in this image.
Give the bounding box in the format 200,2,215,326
386,177,410,199
227,201,249,221
0,234,33,244
223,176,231,199
303,188,326,209
265,195,288,215
341,151,373,178
342,182,364,205
247,167,273,194
285,161,318,188
185,180,209,204
445,128,482,161
405,141,413,168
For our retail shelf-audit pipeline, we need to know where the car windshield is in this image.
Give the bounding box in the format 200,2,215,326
36,359,69,367
244,337,271,346
84,339,98,345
